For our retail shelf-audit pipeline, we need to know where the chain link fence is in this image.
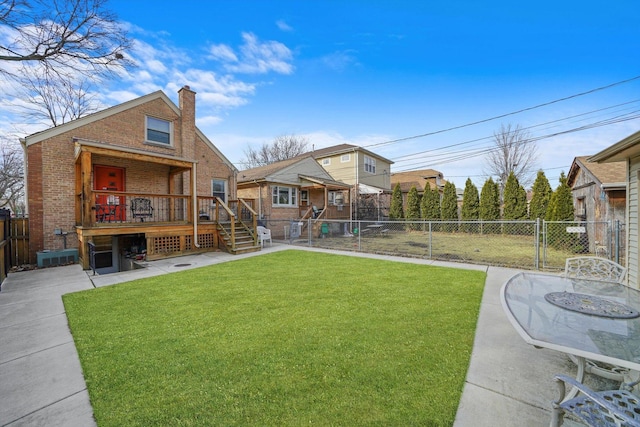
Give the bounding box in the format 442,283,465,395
259,218,625,271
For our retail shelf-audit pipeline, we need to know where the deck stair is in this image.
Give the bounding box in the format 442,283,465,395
217,220,261,255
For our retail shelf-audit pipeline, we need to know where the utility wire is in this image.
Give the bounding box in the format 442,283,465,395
365,75,640,149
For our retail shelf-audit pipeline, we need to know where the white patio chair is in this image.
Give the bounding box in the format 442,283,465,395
257,226,272,247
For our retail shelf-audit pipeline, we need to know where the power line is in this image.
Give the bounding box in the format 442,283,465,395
365,75,640,149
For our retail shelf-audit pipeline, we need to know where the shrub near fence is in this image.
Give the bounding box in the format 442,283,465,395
261,218,625,272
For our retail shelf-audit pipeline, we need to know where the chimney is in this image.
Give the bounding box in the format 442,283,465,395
178,85,196,158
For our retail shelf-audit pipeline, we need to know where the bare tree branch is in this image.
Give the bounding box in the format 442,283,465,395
0,0,133,79
483,123,539,188
15,68,99,126
241,135,309,168
0,138,24,213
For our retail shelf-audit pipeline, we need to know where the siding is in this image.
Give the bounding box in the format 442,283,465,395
629,156,640,288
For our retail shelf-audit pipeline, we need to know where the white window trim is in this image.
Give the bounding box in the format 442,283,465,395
364,155,376,174
322,158,331,166
272,185,298,207
212,179,227,202
145,116,173,146
341,154,351,163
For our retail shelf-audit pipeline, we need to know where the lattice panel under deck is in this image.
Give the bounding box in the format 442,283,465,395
153,236,182,253
198,233,215,248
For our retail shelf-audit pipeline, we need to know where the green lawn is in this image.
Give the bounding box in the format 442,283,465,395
63,250,486,426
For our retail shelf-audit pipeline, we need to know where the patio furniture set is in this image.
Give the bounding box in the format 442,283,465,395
501,256,640,426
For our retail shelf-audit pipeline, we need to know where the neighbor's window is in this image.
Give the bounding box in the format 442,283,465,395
212,179,227,202
364,155,376,174
272,186,297,207
146,116,172,145
341,154,351,162
322,158,331,166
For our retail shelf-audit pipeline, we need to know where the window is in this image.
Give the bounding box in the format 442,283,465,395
146,116,172,145
322,158,331,166
272,186,297,207
300,190,309,203
212,179,227,202
341,154,351,162
364,155,376,174
328,191,345,205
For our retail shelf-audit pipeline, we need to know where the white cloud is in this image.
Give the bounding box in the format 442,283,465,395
320,50,359,72
276,20,293,32
208,44,238,62
222,32,294,75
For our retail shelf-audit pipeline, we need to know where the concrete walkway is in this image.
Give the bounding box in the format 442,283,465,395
0,245,575,426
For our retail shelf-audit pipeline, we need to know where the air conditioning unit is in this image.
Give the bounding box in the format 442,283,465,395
37,249,79,268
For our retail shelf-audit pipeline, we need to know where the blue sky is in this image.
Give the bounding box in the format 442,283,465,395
11,1,640,188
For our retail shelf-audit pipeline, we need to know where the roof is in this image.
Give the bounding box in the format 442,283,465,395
390,169,446,192
238,157,305,182
20,89,237,172
589,130,640,163
567,156,626,188
308,143,394,164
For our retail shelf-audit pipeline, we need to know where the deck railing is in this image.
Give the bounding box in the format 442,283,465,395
79,190,257,228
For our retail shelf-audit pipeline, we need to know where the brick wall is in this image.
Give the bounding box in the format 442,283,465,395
25,88,236,260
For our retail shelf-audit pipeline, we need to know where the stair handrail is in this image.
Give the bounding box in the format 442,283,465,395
238,198,258,246
215,197,236,251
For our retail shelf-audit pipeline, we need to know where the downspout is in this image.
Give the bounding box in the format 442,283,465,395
353,147,358,221
19,138,28,215
192,161,200,248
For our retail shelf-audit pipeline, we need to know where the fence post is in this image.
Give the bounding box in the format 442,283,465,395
614,220,620,263
428,221,432,259
308,218,312,247
535,218,540,270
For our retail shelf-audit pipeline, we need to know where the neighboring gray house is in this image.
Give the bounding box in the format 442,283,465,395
567,156,626,254
590,129,640,288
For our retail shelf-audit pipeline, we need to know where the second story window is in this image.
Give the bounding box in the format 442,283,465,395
322,158,331,166
146,116,172,145
364,155,376,174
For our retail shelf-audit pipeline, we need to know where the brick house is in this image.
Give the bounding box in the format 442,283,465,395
21,86,256,273
237,156,351,238
390,169,446,202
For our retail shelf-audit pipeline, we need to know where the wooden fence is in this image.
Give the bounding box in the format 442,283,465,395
0,213,30,284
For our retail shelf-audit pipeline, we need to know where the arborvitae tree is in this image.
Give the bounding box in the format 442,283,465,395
552,172,574,221
461,178,479,232
421,183,441,220
529,170,552,220
479,178,500,220
440,181,458,231
389,183,404,220
406,186,421,230
502,171,527,220
406,186,421,219
546,172,578,251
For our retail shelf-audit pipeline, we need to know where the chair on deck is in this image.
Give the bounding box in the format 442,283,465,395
551,374,640,427
312,206,323,219
131,198,154,222
257,226,272,247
